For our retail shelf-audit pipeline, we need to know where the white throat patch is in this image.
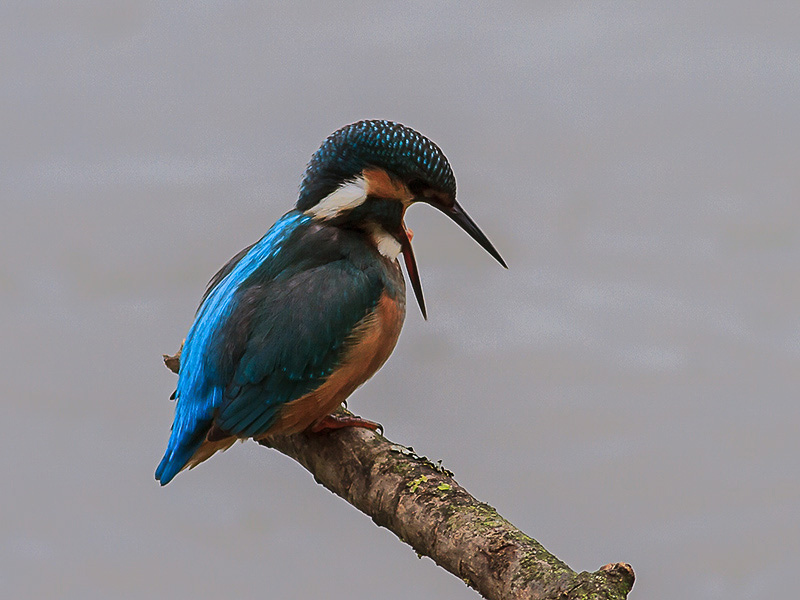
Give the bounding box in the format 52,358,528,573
305,176,368,220
367,223,402,260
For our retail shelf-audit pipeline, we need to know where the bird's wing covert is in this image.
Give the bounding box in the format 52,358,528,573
213,260,383,437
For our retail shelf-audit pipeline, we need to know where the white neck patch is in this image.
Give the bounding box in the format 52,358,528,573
366,223,402,260
305,176,368,220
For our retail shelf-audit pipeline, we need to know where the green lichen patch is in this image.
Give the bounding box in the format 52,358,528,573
407,474,429,492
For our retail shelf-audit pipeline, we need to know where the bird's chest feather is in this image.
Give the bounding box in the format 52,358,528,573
264,265,405,436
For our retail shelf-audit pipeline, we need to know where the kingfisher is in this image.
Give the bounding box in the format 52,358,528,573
156,120,506,485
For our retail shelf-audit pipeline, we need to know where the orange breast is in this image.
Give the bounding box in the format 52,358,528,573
262,289,406,436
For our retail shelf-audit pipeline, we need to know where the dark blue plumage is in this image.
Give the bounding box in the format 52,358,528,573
156,120,505,485
297,120,456,210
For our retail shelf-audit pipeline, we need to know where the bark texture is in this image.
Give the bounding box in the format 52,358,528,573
164,349,634,600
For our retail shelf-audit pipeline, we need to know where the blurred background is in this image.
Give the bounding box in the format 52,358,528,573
2,2,798,598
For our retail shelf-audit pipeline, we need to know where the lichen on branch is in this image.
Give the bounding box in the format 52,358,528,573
163,348,634,600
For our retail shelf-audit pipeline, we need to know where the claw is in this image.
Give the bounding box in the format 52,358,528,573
310,413,383,435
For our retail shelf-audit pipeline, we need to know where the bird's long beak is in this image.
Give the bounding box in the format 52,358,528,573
439,201,507,269
397,224,427,319
397,198,506,319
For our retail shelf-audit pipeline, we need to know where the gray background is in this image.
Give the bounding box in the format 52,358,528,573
3,2,798,599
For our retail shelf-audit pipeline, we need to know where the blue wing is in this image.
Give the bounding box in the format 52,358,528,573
156,211,306,484
213,260,383,437
155,213,384,484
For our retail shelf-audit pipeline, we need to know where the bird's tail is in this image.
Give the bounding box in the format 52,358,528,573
155,426,208,486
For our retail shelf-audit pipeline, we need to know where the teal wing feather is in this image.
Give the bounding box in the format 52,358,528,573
213,260,384,438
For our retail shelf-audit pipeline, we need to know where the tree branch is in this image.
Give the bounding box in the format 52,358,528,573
164,349,634,600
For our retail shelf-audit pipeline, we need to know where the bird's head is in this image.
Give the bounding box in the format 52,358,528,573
297,120,506,318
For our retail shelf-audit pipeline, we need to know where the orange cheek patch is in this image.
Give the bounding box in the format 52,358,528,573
363,167,414,203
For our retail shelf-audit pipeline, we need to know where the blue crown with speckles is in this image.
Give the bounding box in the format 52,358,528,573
296,120,456,211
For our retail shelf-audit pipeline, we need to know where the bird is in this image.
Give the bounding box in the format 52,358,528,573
155,119,506,485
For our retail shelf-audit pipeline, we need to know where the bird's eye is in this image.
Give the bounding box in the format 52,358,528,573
407,179,428,196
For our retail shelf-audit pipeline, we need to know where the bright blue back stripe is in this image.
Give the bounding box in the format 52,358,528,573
160,210,309,473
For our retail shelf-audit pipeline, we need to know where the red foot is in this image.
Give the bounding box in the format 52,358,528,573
310,413,383,435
